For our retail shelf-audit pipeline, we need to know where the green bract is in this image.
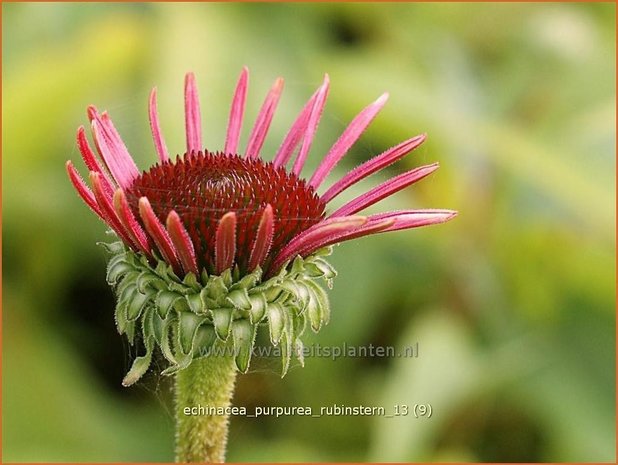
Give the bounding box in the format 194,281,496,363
101,241,336,386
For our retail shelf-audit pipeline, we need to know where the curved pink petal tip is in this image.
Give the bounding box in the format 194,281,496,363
66,161,103,218
292,74,330,175
89,172,137,248
248,204,274,271
138,197,181,274
184,72,202,153
225,67,249,155
296,217,395,258
113,189,151,256
309,92,388,190
89,109,139,189
215,212,237,274
330,162,440,218
270,216,366,273
321,134,426,204
370,209,458,231
245,77,284,159
149,87,170,162
273,79,321,168
166,210,198,275
76,126,114,191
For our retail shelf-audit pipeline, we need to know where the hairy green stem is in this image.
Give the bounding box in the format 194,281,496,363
175,353,238,463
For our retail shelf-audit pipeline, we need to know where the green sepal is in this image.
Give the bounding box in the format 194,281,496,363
301,262,325,278
127,287,155,321
312,246,334,257
122,350,153,387
305,279,330,330
154,260,171,279
167,280,192,295
151,309,166,343
232,319,257,373
226,288,251,311
267,302,285,345
136,271,158,294
252,275,281,293
280,305,296,377
185,292,205,315
182,272,201,292
117,276,138,301
124,321,136,345
115,298,136,345
279,279,302,297
292,307,307,338
248,293,267,324
290,256,305,275
279,332,292,377
106,252,128,276
264,286,284,302
221,268,234,287
206,276,228,302
305,258,337,280
161,350,193,376
295,281,311,310
98,240,125,255
114,299,129,335
158,314,177,364
193,325,217,358
105,241,336,383
155,290,182,318
141,307,156,350
107,261,134,285
178,312,206,354
279,280,310,310
138,253,151,268
231,267,262,290
211,308,233,340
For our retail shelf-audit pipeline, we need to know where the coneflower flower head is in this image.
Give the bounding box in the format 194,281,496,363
67,68,456,385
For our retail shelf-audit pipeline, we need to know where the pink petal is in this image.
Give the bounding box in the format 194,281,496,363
149,87,170,162
272,87,318,168
321,134,426,204
138,197,181,274
66,161,103,218
248,204,274,271
368,209,458,231
90,172,140,249
100,111,139,169
293,217,395,259
184,72,202,153
225,67,249,155
166,210,199,276
87,105,97,122
330,163,440,218
77,126,115,193
272,210,455,274
215,212,237,274
245,77,284,159
92,107,140,177
113,189,152,256
309,93,389,190
88,107,139,189
292,74,330,175
269,216,367,273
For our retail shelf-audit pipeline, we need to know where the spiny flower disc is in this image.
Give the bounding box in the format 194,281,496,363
125,151,326,274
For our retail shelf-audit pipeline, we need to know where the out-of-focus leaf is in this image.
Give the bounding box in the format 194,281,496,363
369,310,482,461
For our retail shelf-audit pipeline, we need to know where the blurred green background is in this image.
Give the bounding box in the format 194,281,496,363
2,2,615,462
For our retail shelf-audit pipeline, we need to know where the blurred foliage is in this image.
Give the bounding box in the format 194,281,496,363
2,2,615,462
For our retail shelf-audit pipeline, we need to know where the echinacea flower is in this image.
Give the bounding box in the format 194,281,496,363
66,69,456,387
